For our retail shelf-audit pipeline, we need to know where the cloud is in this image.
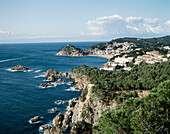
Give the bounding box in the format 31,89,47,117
0,29,16,41
0,30,14,35
13,35,66,39
81,15,170,38
165,20,170,25
0,28,66,42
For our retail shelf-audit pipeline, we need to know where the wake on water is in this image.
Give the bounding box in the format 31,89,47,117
0,57,27,63
34,69,42,73
65,87,79,91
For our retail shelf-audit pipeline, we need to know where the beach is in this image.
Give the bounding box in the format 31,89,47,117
88,54,113,59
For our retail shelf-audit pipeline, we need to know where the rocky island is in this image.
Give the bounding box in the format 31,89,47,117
11,65,29,71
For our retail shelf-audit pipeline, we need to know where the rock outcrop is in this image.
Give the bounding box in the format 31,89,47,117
56,45,89,57
39,124,52,132
44,98,78,134
70,84,118,133
46,83,118,134
44,66,118,133
29,116,41,123
48,108,58,113
55,100,68,105
67,81,74,85
74,75,90,90
11,65,29,71
40,83,54,88
45,69,58,81
44,69,71,81
70,68,90,90
56,79,65,84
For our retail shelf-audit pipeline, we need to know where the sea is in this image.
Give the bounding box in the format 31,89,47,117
0,42,108,134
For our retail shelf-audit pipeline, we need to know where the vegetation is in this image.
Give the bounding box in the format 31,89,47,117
111,35,170,48
110,46,169,61
93,80,170,134
61,44,89,55
79,88,88,102
89,43,107,50
71,61,170,100
89,35,170,51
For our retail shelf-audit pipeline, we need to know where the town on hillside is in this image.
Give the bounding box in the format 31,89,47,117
57,36,170,71
101,45,170,71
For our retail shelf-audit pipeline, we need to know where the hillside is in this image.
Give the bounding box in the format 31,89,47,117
89,35,170,50
45,60,170,134
56,44,89,56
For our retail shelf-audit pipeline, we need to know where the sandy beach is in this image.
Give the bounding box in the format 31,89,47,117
88,54,113,59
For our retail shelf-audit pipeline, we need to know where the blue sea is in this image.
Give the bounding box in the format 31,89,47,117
0,42,108,134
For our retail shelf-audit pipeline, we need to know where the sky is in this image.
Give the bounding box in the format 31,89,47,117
0,0,170,43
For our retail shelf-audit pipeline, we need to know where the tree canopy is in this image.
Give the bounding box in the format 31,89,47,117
71,61,170,99
93,80,170,134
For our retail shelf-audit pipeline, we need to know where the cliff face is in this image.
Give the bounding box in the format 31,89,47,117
44,67,150,134
44,98,78,134
70,72,90,90
71,84,118,131
44,69,118,134
56,45,89,56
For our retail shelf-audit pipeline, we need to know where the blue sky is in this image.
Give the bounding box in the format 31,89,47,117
0,0,170,43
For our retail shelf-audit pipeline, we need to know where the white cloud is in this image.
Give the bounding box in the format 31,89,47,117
13,35,66,39
0,28,66,41
81,15,170,38
0,30,14,35
165,20,170,25
126,25,139,31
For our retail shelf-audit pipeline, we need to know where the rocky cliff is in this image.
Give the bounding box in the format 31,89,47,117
70,84,118,133
43,66,151,134
43,67,119,134
70,69,90,90
56,45,89,56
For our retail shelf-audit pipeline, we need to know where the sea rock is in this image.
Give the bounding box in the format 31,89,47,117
63,101,68,104
56,79,65,84
40,124,52,132
29,116,41,123
46,75,56,82
44,69,71,81
45,98,78,134
67,81,74,85
63,72,71,79
48,108,58,113
55,100,68,105
52,113,64,127
45,69,59,81
11,65,29,71
40,83,54,88
45,69,59,77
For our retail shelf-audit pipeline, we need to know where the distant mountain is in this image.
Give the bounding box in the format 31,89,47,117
89,35,170,50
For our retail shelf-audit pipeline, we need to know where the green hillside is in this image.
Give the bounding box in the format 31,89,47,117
89,35,170,50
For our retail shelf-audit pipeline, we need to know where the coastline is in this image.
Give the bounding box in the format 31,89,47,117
56,53,113,59
88,54,113,59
